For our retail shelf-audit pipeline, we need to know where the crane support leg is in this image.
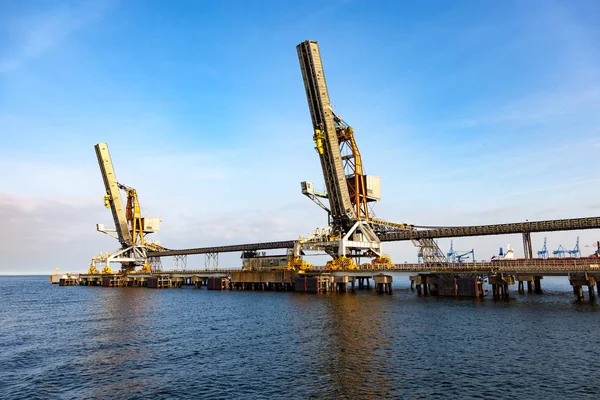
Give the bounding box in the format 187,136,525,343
412,238,447,265
522,232,533,259
205,253,219,269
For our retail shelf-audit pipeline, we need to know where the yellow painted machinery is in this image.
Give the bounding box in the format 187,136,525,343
325,256,357,271
296,40,446,267
287,256,314,271
91,143,163,274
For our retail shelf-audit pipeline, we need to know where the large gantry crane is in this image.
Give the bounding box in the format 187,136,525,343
295,40,445,268
90,142,163,274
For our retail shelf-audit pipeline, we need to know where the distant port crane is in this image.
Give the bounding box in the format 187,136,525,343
446,240,475,262
537,237,549,259
567,237,581,258
553,245,567,258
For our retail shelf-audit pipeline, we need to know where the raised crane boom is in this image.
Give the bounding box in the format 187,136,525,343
94,142,133,247
92,142,163,274
297,40,356,232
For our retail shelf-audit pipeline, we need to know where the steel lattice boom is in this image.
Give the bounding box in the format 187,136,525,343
297,40,356,231
95,143,133,247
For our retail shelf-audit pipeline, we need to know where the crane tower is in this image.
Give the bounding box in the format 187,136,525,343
90,142,163,274
295,40,424,267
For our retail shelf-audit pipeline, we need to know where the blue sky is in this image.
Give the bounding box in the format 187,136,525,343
1,0,600,273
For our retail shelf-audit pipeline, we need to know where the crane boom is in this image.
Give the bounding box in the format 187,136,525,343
297,40,355,231
94,142,133,247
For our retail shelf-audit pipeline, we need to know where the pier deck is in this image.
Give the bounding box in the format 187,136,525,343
65,258,600,300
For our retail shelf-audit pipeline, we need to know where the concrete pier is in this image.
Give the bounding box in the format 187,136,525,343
488,274,515,298
515,275,535,294
357,277,371,289
62,263,600,303
534,276,543,294
373,275,393,294
569,273,596,300
410,275,429,296
334,276,355,292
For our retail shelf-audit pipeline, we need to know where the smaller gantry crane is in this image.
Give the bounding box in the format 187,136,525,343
537,237,548,259
90,142,163,274
567,236,581,258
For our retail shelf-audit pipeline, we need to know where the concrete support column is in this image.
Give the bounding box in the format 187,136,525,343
574,285,584,300
588,285,596,300
534,277,543,294
375,282,392,294
522,232,533,260
518,281,524,294
478,280,485,297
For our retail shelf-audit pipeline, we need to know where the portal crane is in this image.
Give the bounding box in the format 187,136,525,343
567,236,581,258
297,40,357,232
295,40,444,267
91,142,163,274
446,240,475,263
553,245,567,258
537,237,548,259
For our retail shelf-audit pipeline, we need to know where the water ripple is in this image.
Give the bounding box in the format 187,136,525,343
0,276,598,399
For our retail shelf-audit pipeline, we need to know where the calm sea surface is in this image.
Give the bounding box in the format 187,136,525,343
0,275,598,399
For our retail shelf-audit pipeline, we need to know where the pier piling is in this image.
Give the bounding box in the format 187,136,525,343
534,277,543,294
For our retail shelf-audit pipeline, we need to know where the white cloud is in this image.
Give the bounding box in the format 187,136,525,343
0,192,114,274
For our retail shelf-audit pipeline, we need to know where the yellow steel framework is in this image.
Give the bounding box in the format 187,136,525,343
119,184,145,246
330,110,369,220
297,40,356,232
93,142,161,274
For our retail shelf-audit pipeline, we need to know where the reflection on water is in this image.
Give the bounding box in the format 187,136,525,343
85,289,157,398
290,293,396,397
321,294,395,397
0,276,598,399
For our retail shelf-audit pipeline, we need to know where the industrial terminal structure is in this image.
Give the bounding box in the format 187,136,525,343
53,40,600,301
